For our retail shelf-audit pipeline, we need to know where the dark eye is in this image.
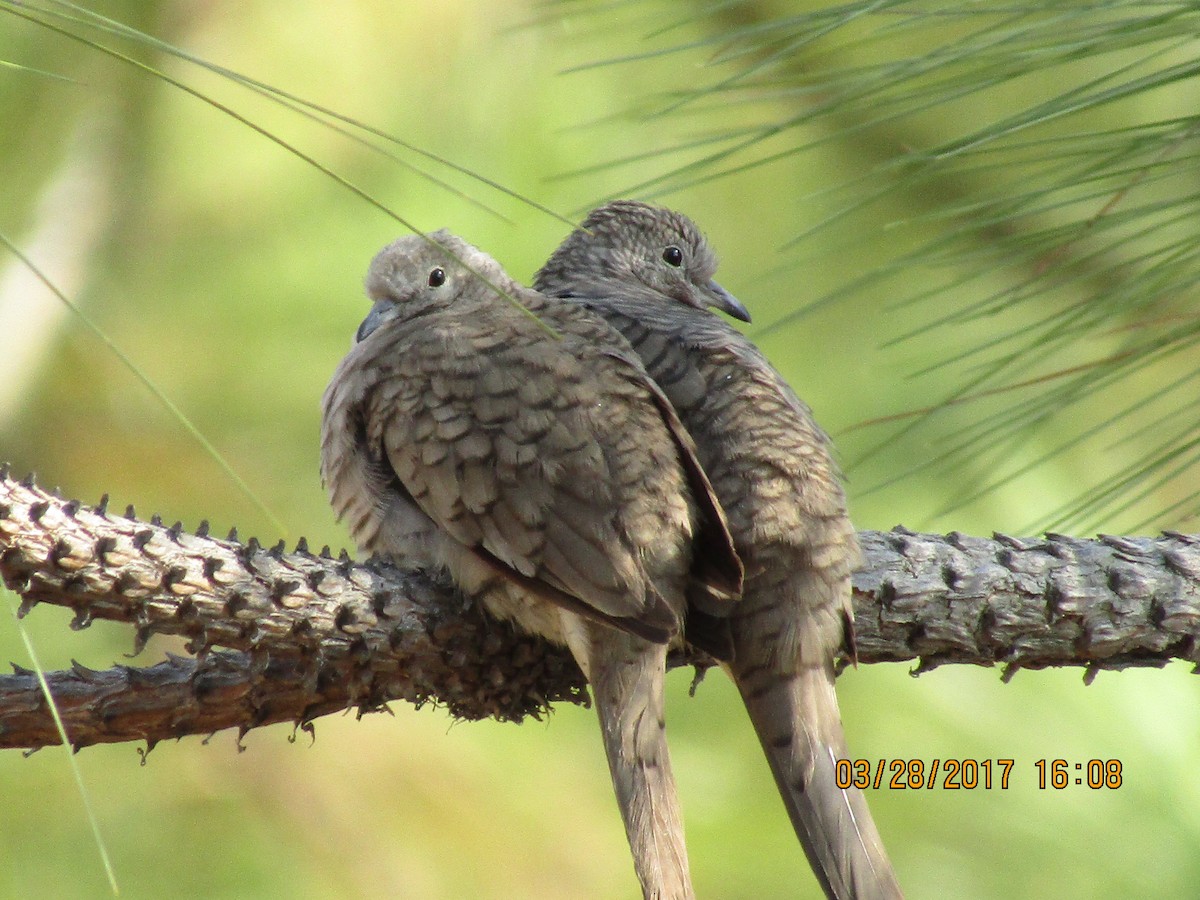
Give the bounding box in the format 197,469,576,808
428,267,446,287
662,246,683,267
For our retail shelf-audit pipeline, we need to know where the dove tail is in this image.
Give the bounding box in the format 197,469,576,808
576,627,695,900
733,662,903,900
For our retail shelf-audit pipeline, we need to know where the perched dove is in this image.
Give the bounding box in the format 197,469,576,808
321,231,742,899
535,201,902,900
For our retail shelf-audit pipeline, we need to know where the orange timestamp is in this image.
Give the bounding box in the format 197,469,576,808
835,758,1125,790
1034,758,1123,789
836,758,1015,790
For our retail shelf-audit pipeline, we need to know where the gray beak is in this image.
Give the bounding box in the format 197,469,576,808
706,280,751,323
356,300,392,342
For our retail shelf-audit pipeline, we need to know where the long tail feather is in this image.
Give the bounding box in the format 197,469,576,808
581,630,694,900
733,663,902,900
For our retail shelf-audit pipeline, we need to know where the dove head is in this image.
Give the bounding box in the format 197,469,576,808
535,200,750,323
357,230,510,341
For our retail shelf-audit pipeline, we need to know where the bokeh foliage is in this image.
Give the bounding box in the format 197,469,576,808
2,1,1199,897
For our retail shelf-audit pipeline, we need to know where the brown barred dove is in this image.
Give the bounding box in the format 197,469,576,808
535,201,902,900
320,230,742,900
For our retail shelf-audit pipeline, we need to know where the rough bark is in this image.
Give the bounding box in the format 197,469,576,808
2,469,1198,751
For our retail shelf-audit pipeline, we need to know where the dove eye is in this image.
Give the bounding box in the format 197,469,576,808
662,246,684,267
428,267,446,287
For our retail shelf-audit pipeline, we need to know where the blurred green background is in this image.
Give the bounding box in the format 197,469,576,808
3,1,1200,897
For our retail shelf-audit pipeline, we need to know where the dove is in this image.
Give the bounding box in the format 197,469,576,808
535,201,902,899
320,230,742,899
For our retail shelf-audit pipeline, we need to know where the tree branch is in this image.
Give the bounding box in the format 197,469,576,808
1,651,374,753
2,468,1198,752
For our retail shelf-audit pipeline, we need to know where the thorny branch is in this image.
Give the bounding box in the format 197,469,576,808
1,468,1198,752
